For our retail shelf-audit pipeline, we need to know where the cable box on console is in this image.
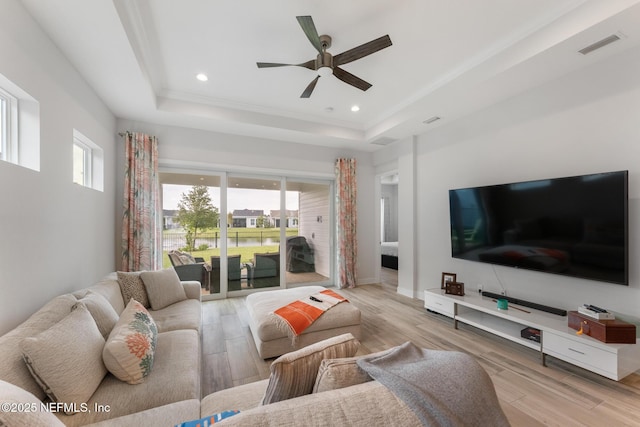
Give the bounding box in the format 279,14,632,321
520,327,541,343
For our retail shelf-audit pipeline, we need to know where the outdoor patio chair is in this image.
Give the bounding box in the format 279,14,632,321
248,252,280,288
210,255,242,292
168,250,211,290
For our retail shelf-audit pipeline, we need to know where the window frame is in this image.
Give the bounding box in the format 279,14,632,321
72,129,103,191
0,86,19,164
73,137,92,187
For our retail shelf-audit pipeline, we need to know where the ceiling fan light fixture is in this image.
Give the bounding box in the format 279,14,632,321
317,66,333,77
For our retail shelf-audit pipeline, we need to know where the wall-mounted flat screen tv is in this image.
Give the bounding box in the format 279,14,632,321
449,171,628,285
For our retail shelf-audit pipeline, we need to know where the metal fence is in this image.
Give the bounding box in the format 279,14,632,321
162,230,292,251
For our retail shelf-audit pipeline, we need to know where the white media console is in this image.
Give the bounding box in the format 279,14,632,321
424,288,640,381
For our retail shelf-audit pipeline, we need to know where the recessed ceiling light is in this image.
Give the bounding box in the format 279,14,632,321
351,105,360,112
196,73,208,82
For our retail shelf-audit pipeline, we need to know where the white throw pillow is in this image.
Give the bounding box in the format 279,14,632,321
140,268,187,310
261,333,360,405
312,348,393,393
73,291,119,339
0,379,66,426
20,305,107,414
103,299,158,384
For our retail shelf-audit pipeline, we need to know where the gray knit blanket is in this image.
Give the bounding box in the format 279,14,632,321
356,342,511,427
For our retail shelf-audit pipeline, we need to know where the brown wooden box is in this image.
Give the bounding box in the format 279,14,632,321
568,311,636,344
445,281,464,296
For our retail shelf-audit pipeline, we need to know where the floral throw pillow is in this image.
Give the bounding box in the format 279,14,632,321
102,299,158,384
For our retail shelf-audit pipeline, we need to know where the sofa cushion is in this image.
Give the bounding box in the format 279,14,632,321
149,299,202,333
20,305,107,414
56,329,200,426
73,275,126,315
212,381,421,427
74,291,119,339
0,294,78,401
201,379,269,415
0,379,66,427
261,333,359,405
140,268,187,310
103,299,158,385
80,399,201,427
117,271,150,308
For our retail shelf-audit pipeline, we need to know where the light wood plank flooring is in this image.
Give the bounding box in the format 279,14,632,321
201,284,640,426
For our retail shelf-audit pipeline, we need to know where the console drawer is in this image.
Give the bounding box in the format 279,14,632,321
424,291,455,318
543,331,617,374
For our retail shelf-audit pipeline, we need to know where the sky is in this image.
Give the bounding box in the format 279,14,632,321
162,184,299,214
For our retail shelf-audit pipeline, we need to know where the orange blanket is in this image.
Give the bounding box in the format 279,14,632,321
274,289,348,336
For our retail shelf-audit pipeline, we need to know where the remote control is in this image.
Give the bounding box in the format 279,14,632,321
587,304,608,313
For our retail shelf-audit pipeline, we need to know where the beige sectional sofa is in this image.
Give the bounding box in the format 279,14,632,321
1,273,510,427
0,271,203,426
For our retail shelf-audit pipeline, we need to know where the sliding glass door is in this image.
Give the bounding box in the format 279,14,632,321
227,175,282,291
161,170,333,299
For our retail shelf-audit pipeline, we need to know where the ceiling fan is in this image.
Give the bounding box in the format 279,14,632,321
257,16,392,98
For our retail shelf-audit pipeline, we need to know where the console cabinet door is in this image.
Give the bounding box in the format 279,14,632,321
424,291,455,318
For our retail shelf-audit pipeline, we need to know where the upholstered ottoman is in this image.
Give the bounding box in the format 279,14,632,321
246,286,361,359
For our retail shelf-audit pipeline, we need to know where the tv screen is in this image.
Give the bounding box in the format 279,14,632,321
449,171,628,285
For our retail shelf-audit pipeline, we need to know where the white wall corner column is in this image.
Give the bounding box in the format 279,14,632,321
397,136,417,298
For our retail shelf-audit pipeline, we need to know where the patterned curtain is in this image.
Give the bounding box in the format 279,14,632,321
121,132,161,272
336,158,357,288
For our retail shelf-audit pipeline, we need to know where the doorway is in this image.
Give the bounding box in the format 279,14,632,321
379,172,398,289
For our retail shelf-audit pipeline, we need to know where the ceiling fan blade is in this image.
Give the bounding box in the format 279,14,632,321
333,67,372,92
334,35,392,66
257,59,316,70
296,16,323,53
301,75,320,98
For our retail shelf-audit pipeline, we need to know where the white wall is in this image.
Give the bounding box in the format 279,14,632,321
115,120,378,284
0,0,117,335
381,43,640,323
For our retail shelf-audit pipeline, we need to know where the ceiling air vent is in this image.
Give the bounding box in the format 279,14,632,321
579,34,621,55
423,116,441,125
371,137,396,146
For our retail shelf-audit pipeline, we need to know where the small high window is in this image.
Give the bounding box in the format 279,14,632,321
73,129,104,191
0,72,40,171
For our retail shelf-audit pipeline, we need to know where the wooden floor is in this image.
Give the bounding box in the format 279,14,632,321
201,283,640,426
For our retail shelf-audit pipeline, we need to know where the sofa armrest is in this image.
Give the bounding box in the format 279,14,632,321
182,281,202,301
201,379,268,415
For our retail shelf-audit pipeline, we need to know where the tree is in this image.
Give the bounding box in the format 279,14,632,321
175,185,219,251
